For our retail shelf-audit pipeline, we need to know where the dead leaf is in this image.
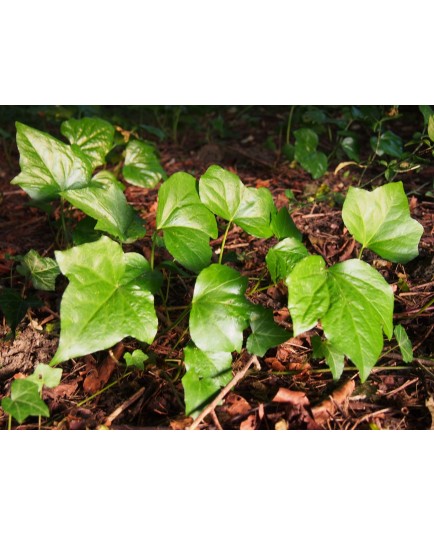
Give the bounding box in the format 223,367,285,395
44,381,78,399
272,387,309,406
224,393,252,417
275,419,289,430
170,417,193,430
312,379,355,425
426,396,434,430
240,414,257,430
82,344,124,395
264,357,286,372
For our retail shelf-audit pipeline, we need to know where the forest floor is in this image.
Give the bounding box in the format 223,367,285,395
1,107,434,429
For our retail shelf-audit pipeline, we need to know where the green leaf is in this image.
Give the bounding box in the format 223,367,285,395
419,105,433,125
62,179,145,243
60,117,115,170
298,151,328,179
11,122,91,200
0,288,42,333
51,236,158,365
311,336,345,381
428,116,434,143
124,349,149,370
182,344,232,417
17,250,60,291
246,306,289,357
266,237,309,283
394,324,413,363
370,131,403,158
270,207,302,241
72,216,101,245
1,379,50,424
294,128,319,152
27,364,62,392
342,182,423,263
199,165,274,238
156,172,217,272
294,130,327,179
190,264,251,353
322,259,394,381
341,136,360,162
123,139,166,188
286,256,330,335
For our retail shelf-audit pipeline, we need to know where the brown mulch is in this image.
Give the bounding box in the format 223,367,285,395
1,110,434,430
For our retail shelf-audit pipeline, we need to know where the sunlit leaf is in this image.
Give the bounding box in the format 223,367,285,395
123,139,166,188
266,237,309,283
1,379,49,424
246,306,289,357
124,349,149,370
27,364,62,391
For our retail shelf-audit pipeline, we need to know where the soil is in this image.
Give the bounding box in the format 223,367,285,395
1,106,434,430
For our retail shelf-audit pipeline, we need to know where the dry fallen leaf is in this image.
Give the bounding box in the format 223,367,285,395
272,387,309,406
312,379,355,425
240,414,257,430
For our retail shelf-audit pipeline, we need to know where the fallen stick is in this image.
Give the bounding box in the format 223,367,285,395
188,354,261,430
104,386,146,427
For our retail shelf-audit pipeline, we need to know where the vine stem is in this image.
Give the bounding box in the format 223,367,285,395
218,221,232,264
188,354,261,430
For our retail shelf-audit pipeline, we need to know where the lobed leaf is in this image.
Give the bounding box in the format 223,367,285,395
123,139,167,188
246,305,289,357
182,343,233,417
17,250,60,291
124,349,149,370
51,236,158,364
1,379,50,424
157,172,217,272
11,122,91,200
27,364,62,391
60,117,115,170
189,264,251,353
342,182,423,263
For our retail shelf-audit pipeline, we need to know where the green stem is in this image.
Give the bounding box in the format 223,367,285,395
8,414,12,430
150,233,157,271
218,221,232,264
76,372,133,407
286,106,295,146
358,246,365,260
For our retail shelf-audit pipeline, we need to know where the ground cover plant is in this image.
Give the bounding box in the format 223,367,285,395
1,105,433,429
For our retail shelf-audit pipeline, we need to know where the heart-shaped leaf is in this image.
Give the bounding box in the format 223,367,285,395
286,255,330,335
124,349,149,370
1,379,50,424
157,172,217,272
60,117,115,170
342,182,423,263
51,236,158,364
246,306,289,357
322,259,394,381
17,250,60,291
190,264,251,353
266,237,309,283
182,343,233,417
123,139,167,188
199,165,274,238
294,129,328,179
11,123,91,200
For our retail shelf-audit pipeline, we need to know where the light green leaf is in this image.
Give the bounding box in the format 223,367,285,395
17,250,60,291
123,139,167,188
394,324,413,363
62,180,145,243
51,236,157,365
182,343,232,417
270,207,302,241
60,117,115,170
11,122,91,200
428,116,434,142
124,349,149,370
246,306,289,357
157,172,217,272
322,259,394,381
27,364,62,392
199,165,274,238
342,182,423,263
190,264,251,353
311,336,345,381
286,256,330,335
1,379,50,424
266,237,309,283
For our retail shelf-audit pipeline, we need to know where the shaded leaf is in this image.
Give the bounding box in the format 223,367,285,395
124,349,149,370
428,116,434,143
266,237,309,283
311,335,345,381
342,182,423,263
419,105,433,125
394,324,413,363
1,379,50,424
370,130,403,157
11,122,91,200
17,250,60,291
182,343,232,417
157,172,217,272
270,207,302,241
0,288,42,333
341,136,360,162
247,305,289,357
190,264,251,353
60,117,115,170
123,139,166,188
51,236,157,364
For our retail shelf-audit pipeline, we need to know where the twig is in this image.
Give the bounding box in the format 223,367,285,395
188,354,261,430
104,387,146,427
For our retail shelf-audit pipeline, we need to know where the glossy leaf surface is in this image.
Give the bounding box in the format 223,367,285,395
157,172,217,272
17,250,60,291
270,207,302,241
51,236,157,364
266,237,309,283
190,264,251,353
123,139,166,188
342,182,423,263
246,306,289,357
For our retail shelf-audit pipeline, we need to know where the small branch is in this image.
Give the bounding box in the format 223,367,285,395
188,354,261,430
104,387,146,427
